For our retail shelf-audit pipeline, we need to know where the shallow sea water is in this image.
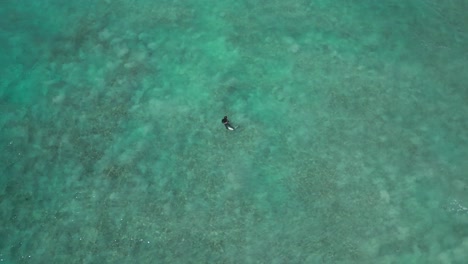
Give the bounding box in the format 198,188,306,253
1,0,467,263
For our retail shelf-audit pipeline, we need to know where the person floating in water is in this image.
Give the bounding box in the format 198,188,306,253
222,116,236,130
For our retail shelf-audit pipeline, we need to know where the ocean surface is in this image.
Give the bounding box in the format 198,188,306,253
1,0,467,263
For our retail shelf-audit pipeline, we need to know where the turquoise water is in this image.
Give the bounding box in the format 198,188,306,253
1,0,467,263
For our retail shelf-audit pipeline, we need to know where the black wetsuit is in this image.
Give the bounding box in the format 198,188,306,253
222,116,235,130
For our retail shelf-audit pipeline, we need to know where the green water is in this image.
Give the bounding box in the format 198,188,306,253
1,0,467,263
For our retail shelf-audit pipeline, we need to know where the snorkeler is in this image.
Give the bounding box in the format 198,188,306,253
222,116,236,130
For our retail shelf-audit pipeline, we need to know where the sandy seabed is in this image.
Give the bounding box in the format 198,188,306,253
1,0,467,263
